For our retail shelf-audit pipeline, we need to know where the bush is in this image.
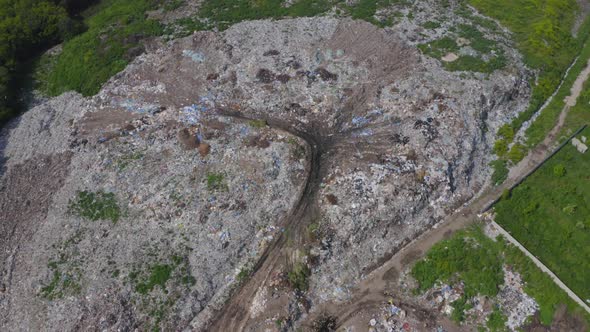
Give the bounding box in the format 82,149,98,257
493,139,509,157
553,164,566,177
508,143,526,163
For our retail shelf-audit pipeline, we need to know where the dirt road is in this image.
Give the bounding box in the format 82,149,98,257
206,110,328,332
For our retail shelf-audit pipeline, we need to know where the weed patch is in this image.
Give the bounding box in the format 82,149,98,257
205,172,227,191
287,262,310,292
68,190,121,223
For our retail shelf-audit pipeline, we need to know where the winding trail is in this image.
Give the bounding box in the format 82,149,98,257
206,110,329,332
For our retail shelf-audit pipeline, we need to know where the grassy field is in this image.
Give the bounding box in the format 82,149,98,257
494,127,590,305
469,0,589,132
467,0,590,171
412,225,590,327
561,69,590,138
524,39,590,147
171,0,404,36
41,0,163,97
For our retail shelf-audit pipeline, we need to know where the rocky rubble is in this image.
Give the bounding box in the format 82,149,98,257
1,11,531,331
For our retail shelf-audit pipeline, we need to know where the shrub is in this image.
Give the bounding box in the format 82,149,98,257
236,266,251,283
501,189,511,201
508,143,526,163
312,313,337,332
553,164,566,177
493,139,509,157
498,124,515,141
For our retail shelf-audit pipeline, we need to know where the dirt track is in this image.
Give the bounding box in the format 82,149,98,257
207,110,329,331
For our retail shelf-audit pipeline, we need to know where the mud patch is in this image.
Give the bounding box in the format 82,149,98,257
0,152,73,269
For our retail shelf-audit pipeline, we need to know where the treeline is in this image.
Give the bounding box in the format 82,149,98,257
0,0,97,126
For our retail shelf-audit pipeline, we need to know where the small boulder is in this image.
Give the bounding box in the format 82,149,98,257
178,128,199,150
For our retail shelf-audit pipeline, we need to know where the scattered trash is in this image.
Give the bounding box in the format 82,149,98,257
182,50,206,63
572,137,588,153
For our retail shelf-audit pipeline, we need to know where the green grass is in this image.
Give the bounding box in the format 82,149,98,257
467,0,590,153
248,119,268,128
170,0,407,37
411,226,504,297
287,262,310,292
494,127,590,304
560,65,590,139
490,159,508,185
205,172,227,191
525,39,590,149
68,190,121,223
417,23,507,73
39,261,82,300
135,264,173,295
43,0,163,96
412,225,590,326
130,254,195,297
487,306,508,331
116,151,144,171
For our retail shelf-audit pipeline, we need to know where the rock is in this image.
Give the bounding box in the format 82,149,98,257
198,142,211,157
177,128,199,150
441,52,459,62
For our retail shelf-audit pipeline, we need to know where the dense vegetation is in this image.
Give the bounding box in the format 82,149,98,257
0,0,93,125
468,0,590,168
0,0,165,127
42,0,163,96
494,128,590,303
412,226,504,297
412,225,590,326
